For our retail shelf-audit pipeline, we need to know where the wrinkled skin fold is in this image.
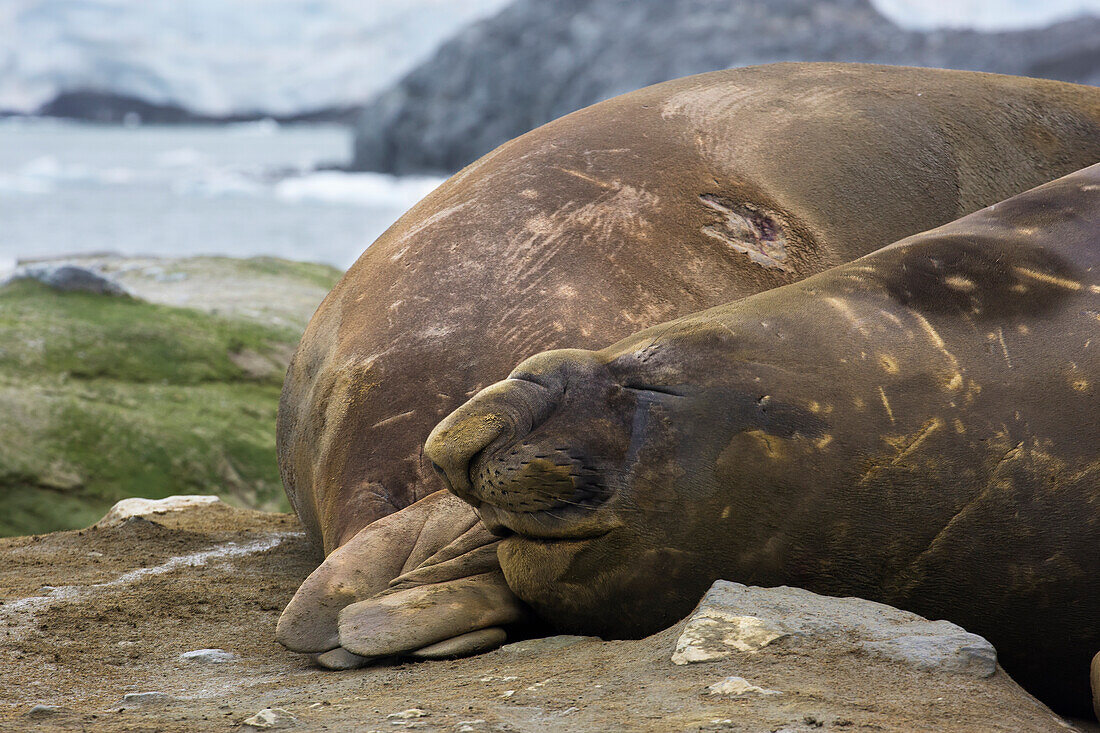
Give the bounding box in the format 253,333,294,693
276,491,528,667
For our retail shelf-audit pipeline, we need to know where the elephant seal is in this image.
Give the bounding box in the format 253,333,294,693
276,64,1100,669
1093,652,1100,720
425,163,1100,717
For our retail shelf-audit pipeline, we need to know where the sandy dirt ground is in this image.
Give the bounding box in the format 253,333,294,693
0,501,1091,732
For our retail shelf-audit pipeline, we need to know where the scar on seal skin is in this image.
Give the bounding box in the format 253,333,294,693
275,64,1100,704
427,164,1100,718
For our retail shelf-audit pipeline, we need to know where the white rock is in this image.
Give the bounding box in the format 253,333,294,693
455,721,486,733
672,581,997,677
179,648,237,664
672,609,789,664
386,708,429,719
705,676,782,696
242,707,297,730
96,495,221,527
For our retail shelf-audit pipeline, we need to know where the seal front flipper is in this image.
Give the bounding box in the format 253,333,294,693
276,490,519,664
337,572,526,659
312,647,372,670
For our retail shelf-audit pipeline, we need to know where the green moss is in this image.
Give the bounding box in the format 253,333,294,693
0,278,306,536
0,280,298,384
0,484,113,538
229,256,344,290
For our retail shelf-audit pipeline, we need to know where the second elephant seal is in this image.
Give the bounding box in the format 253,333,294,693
426,163,1100,717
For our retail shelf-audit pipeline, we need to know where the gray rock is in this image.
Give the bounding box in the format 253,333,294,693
179,648,238,664
119,691,172,706
26,704,64,717
242,707,297,729
5,264,129,296
862,623,998,676
352,0,1100,174
672,581,997,677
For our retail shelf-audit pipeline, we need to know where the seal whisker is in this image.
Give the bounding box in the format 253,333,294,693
510,487,601,511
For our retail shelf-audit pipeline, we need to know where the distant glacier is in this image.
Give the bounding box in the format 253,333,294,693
1,0,1098,120
0,0,511,117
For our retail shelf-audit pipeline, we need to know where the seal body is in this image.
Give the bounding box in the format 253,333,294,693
279,63,1100,554
425,164,1100,716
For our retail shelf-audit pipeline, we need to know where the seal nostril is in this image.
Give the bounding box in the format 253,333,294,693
430,461,445,476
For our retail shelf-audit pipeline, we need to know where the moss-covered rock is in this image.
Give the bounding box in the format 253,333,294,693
0,256,341,536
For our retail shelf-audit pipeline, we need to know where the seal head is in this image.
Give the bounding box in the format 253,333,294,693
426,334,807,637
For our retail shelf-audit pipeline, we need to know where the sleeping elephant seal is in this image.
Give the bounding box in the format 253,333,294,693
276,63,1100,668
425,163,1100,717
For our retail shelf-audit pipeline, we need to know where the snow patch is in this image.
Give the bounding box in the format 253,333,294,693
274,171,444,208
871,0,1100,30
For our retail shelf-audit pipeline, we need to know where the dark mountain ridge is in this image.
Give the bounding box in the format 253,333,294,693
352,0,1100,174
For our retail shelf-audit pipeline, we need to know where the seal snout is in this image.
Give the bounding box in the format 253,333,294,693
425,352,578,505
425,349,620,531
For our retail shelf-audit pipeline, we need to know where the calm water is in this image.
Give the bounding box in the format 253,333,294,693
0,118,443,269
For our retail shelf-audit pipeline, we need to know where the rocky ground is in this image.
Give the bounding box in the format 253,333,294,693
0,498,1091,733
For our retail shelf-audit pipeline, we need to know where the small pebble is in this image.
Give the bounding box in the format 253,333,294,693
179,648,237,664
705,676,782,696
119,691,171,706
242,707,297,730
455,720,486,732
